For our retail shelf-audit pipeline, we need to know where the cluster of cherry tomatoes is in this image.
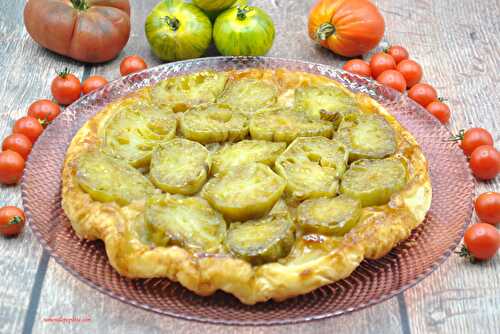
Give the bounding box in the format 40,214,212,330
343,45,451,124
0,56,149,237
344,45,499,262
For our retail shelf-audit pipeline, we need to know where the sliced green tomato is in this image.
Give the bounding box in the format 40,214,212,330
150,138,210,195
145,194,226,252
294,86,359,121
277,137,349,178
297,195,362,236
100,101,177,167
211,140,286,174
203,163,286,221
76,151,155,205
275,160,338,203
225,212,295,265
249,108,333,143
180,103,248,144
151,71,227,112
218,78,278,116
340,158,408,207
334,112,397,162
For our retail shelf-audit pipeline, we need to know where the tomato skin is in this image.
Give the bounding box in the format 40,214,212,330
396,59,422,88
370,52,396,79
2,134,32,160
27,99,61,124
475,192,500,225
426,101,450,124
386,45,409,64
469,145,500,180
51,72,82,105
461,128,494,156
342,59,371,77
0,206,25,237
376,70,406,92
13,116,44,143
408,83,438,107
464,223,499,260
214,6,275,56
308,0,385,57
0,150,25,185
120,56,148,76
82,76,108,94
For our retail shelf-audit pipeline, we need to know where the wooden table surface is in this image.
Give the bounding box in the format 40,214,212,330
1,1,498,333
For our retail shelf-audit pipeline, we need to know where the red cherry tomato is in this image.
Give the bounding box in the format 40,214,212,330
475,192,500,225
120,56,148,76
0,150,25,185
0,206,26,237
463,223,499,261
51,69,82,105
82,75,109,95
408,83,438,107
396,59,422,88
469,145,500,180
426,101,450,124
2,134,32,160
386,45,409,64
13,116,44,143
455,128,494,156
369,53,396,79
376,70,407,93
27,99,61,125
342,59,371,77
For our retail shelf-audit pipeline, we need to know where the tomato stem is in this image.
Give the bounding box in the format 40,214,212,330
56,68,71,78
455,244,476,263
447,129,465,142
236,6,252,20
71,0,88,11
8,216,23,225
316,23,336,41
163,16,180,31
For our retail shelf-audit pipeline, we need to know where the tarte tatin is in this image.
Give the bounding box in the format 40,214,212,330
62,68,432,304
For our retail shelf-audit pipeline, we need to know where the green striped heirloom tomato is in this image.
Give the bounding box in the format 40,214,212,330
145,0,212,62
193,0,247,20
214,5,275,56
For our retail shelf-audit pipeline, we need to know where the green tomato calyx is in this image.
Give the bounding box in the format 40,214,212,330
163,16,181,31
9,216,23,225
71,0,89,11
236,6,252,20
316,23,336,41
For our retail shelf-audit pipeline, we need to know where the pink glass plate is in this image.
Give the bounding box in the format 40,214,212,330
21,57,474,325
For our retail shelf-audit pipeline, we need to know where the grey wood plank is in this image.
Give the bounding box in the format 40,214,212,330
0,1,85,334
375,0,500,333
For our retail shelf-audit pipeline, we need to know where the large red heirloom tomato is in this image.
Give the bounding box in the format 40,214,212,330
24,0,131,63
308,0,385,57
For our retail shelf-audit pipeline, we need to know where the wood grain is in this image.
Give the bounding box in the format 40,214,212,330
0,0,498,333
0,1,84,333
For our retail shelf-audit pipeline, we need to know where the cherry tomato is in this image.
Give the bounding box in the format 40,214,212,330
2,134,32,160
463,223,499,261
82,75,109,95
0,206,26,237
51,68,82,105
0,150,25,185
453,128,494,156
386,45,409,64
408,83,438,107
469,145,500,180
396,59,422,88
27,99,61,125
120,56,148,76
369,53,396,79
475,192,500,225
426,101,450,124
376,70,407,93
13,116,44,143
342,59,371,77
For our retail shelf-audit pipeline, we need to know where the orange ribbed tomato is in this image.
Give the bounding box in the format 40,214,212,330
308,0,385,57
